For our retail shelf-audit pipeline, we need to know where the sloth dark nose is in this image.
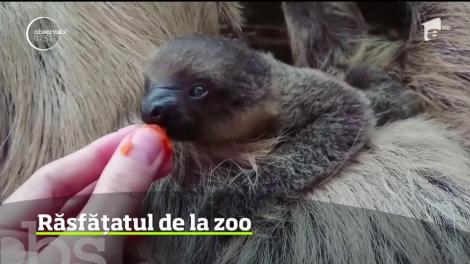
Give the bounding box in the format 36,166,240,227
141,85,179,125
142,104,164,123
141,100,177,125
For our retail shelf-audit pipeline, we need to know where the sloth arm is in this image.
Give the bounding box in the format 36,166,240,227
233,73,374,196
233,68,422,196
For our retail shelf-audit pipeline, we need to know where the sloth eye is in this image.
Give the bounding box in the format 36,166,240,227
189,85,208,99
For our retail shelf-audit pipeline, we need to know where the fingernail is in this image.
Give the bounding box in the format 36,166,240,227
120,128,163,166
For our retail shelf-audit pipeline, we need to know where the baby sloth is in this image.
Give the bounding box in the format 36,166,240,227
141,34,419,196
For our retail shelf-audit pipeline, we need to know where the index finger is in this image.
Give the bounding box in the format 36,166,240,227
0,125,139,227
5,125,139,204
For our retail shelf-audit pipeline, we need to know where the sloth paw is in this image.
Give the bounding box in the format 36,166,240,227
344,64,393,90
344,64,424,126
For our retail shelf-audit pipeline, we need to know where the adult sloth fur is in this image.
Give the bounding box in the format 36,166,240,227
0,2,469,263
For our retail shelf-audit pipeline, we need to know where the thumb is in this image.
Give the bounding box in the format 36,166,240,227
93,126,169,194
37,127,172,263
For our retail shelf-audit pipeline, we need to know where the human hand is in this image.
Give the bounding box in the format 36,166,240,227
0,125,173,263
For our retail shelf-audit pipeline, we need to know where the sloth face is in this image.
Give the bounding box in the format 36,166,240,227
141,34,272,143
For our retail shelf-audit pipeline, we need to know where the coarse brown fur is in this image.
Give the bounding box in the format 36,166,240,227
388,2,470,146
1,2,470,264
283,2,368,70
0,2,243,199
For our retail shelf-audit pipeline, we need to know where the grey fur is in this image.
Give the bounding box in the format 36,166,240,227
134,3,470,264
138,30,428,264
144,34,376,196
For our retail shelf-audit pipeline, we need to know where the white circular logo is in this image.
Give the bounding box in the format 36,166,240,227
26,17,67,51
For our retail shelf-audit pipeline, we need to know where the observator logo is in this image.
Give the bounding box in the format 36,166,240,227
26,17,67,51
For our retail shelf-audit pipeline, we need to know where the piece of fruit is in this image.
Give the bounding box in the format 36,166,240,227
142,124,173,155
